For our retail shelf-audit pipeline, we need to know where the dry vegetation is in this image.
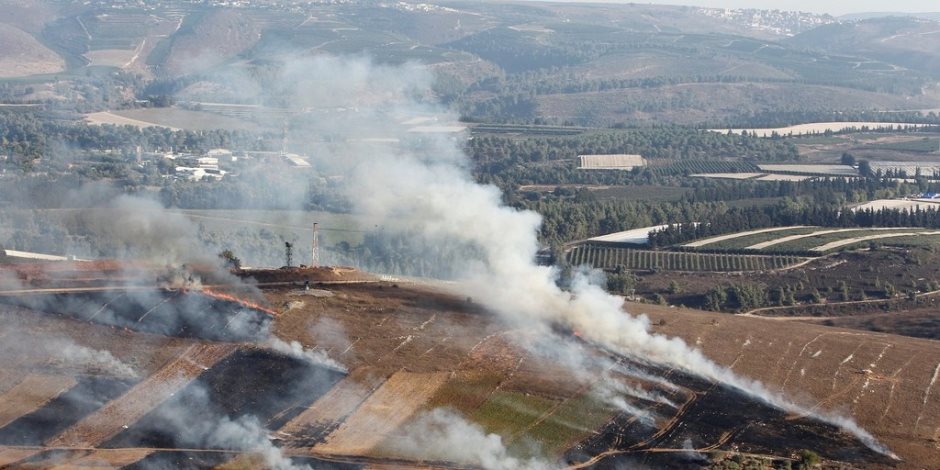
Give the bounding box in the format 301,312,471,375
0,23,64,78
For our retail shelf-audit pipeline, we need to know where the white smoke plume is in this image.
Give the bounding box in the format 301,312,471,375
264,337,346,373
53,339,138,378
269,55,895,458
206,415,306,470
393,408,551,470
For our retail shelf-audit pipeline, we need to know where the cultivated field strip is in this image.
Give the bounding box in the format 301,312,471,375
746,227,913,250
0,369,28,396
278,367,389,448
46,448,155,470
46,343,237,448
0,374,78,429
811,231,940,252
689,172,763,180
312,371,449,456
756,164,857,176
683,226,808,247
567,246,808,272
0,447,41,466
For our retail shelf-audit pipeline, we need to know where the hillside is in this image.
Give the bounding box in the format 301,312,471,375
0,23,64,78
788,17,940,76
154,9,263,77
0,273,927,468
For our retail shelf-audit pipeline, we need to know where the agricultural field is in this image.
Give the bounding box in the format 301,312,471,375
681,226,940,253
517,185,690,202
852,199,940,212
0,267,935,467
756,164,857,175
566,244,809,272
86,107,266,132
587,224,670,245
871,138,940,154
682,226,811,248
754,173,816,181
650,160,759,176
868,161,940,176
716,122,930,137
690,172,763,180
314,371,449,456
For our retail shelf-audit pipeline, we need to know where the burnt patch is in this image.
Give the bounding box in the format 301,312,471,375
1,290,271,341
9,449,80,468
0,375,136,445
567,362,894,468
122,451,233,470
103,349,345,450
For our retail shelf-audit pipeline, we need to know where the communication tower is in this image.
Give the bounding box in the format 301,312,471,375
311,223,320,267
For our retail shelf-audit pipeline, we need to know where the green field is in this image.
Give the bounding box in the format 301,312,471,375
522,392,618,454
872,138,940,154
704,226,821,250
768,228,927,252
471,391,558,440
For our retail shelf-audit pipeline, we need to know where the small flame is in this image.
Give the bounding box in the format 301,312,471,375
200,288,279,317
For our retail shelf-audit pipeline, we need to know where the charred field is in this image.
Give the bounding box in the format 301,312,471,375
0,265,935,469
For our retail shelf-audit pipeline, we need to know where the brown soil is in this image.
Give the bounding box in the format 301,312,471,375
0,375,77,429
637,302,940,468
0,276,935,468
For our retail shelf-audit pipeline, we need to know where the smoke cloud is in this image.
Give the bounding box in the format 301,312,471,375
393,408,551,470
259,54,895,458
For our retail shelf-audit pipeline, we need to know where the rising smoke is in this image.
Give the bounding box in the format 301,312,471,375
0,47,896,467
260,54,896,459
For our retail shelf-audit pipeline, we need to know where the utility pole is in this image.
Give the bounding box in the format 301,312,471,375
311,223,320,268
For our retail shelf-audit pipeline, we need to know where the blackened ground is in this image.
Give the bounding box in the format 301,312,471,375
0,291,271,341
103,349,345,450
0,375,137,445
122,451,232,470
7,449,75,469
122,451,365,470
567,362,895,469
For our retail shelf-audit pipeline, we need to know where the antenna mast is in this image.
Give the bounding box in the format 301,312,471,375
311,222,320,268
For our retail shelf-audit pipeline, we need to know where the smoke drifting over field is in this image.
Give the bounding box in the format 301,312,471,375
258,54,895,459
0,52,896,467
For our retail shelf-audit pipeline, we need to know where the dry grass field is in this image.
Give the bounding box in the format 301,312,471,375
0,270,935,468
0,23,65,78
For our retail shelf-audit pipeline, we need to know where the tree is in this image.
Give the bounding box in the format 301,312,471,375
858,160,872,177
218,249,241,269
840,152,856,166
667,280,683,295
798,449,820,469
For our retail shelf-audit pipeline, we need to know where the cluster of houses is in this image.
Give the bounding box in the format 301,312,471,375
151,149,312,181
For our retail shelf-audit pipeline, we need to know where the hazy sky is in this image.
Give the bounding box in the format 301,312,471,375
581,1,939,16
557,0,940,16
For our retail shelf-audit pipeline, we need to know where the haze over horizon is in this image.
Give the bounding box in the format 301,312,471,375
545,1,939,16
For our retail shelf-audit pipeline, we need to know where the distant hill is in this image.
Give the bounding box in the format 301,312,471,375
788,17,940,76
152,9,263,76
839,12,940,22
0,23,64,78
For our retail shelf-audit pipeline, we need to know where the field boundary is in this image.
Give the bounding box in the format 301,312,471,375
741,287,940,317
